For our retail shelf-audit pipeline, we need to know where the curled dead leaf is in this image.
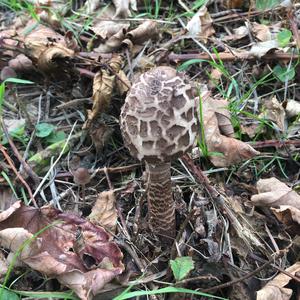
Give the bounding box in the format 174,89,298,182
257,262,300,300
251,177,300,209
202,97,259,167
37,45,75,73
285,99,300,118
260,96,286,132
113,0,137,18
0,202,124,300
252,22,272,42
89,191,118,233
126,20,158,44
8,54,33,71
186,6,215,42
94,28,127,53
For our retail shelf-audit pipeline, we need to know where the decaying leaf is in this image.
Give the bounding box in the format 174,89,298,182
260,96,286,131
8,54,33,71
251,177,300,228
0,201,124,300
251,177,300,209
0,251,8,278
91,5,130,40
285,99,300,118
257,262,300,300
113,0,137,18
88,191,118,233
249,40,280,58
252,22,272,42
126,20,158,44
222,26,249,42
94,28,127,53
186,6,215,42
85,56,130,128
0,66,17,80
92,21,130,40
202,97,259,167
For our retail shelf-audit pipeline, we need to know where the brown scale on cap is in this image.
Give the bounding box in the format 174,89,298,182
120,66,198,242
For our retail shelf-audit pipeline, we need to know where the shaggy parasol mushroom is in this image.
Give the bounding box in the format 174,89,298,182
120,66,198,240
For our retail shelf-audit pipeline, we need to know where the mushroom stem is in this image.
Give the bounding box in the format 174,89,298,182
146,162,175,240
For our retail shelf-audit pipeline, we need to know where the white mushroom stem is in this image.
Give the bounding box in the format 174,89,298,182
146,162,175,240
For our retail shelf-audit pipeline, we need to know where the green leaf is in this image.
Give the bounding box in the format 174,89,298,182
114,286,227,300
256,0,281,10
277,29,292,47
45,130,66,144
35,123,55,138
273,64,295,82
170,256,194,281
4,78,33,85
1,289,20,300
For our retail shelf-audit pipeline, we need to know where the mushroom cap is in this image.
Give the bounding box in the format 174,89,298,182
120,66,198,163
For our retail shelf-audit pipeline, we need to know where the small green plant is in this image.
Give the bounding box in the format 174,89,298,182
170,256,194,281
277,29,292,47
273,64,295,82
255,0,281,10
35,122,66,144
0,78,33,144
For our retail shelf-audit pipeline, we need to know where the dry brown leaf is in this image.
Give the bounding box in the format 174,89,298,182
89,191,118,233
252,22,272,41
94,28,127,53
126,20,158,44
83,0,102,14
186,6,215,42
86,56,129,125
260,96,286,131
0,251,8,278
92,21,130,40
91,6,130,40
88,121,114,152
222,26,249,42
249,40,280,58
211,98,234,137
202,97,259,167
271,205,300,226
251,177,300,209
37,45,75,73
285,99,300,118
113,0,137,18
257,262,300,300
0,66,17,80
221,0,244,8
0,202,124,300
8,54,33,71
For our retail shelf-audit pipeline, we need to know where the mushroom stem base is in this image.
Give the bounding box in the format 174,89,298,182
146,162,175,241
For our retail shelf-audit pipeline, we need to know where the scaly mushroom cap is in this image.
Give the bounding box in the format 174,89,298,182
120,66,198,163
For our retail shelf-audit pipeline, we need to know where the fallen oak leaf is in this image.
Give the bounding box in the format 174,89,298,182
126,20,158,44
202,96,259,167
186,6,215,42
0,202,124,300
88,191,118,234
251,177,300,209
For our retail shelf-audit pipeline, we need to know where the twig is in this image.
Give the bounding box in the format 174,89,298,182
249,139,300,149
1,118,40,186
168,51,300,62
0,144,38,208
170,209,195,260
202,260,272,293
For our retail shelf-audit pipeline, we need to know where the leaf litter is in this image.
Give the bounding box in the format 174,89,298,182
0,0,300,299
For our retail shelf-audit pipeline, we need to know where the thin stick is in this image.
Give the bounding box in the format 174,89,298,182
1,118,40,185
0,144,38,207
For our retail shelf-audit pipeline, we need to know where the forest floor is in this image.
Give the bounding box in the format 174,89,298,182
0,0,300,299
